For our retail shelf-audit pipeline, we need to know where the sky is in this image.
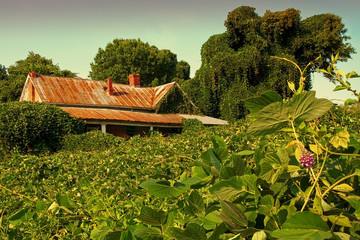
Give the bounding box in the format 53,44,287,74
1,0,360,103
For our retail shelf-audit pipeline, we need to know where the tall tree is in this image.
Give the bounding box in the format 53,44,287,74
89,39,189,86
0,65,8,80
0,52,76,102
183,6,355,120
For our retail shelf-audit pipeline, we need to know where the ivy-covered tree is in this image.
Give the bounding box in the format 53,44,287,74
89,39,189,87
0,65,8,80
183,6,355,120
0,52,76,102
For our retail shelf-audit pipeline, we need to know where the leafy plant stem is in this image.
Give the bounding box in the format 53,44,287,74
314,139,360,157
321,173,357,198
290,120,299,141
301,151,328,212
0,183,36,202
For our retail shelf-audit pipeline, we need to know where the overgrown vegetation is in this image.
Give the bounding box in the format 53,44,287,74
183,6,354,120
0,102,85,153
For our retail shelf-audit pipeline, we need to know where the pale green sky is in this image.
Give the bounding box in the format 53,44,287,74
1,0,359,102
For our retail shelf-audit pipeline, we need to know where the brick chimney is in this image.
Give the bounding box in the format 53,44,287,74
29,72,37,78
129,74,140,87
107,78,114,95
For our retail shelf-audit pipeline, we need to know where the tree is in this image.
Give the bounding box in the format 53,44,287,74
0,52,76,102
0,101,85,153
183,6,354,120
0,65,8,80
89,39,189,86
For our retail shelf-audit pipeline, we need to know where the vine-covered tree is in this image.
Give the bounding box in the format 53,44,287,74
89,39,190,86
0,65,8,80
183,6,355,120
0,52,76,102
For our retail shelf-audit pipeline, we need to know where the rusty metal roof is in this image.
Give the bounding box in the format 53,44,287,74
62,107,184,125
61,107,228,126
28,75,175,109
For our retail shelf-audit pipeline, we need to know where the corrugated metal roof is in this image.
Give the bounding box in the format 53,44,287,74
62,107,184,125
179,114,228,125
61,107,228,126
30,75,175,109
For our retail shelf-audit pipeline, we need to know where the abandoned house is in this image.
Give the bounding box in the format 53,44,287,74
19,72,227,137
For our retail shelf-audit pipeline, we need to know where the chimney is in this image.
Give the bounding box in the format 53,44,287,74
107,78,114,95
29,72,37,78
129,74,140,87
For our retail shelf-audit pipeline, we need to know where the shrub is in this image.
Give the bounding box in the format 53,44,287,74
0,101,85,153
62,130,124,152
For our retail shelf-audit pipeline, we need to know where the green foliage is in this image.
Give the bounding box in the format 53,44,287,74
184,6,354,120
0,64,8,80
62,130,125,152
0,101,85,153
89,39,189,86
0,52,76,102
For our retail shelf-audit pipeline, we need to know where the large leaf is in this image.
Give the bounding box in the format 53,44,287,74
210,175,259,202
282,211,329,231
138,206,166,226
134,227,162,240
288,91,333,124
271,229,332,240
247,101,289,136
219,200,248,228
139,179,187,197
169,223,207,240
188,190,205,214
8,208,28,225
244,91,282,115
211,135,227,148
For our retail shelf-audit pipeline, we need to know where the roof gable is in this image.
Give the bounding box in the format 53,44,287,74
20,74,176,110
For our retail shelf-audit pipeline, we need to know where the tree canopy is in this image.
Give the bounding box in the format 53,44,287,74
0,52,76,102
0,65,8,80
89,39,190,86
182,6,355,121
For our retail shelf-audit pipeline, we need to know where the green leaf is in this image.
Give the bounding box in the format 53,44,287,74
207,223,228,240
139,179,188,197
137,206,166,226
211,135,226,148
344,98,356,106
170,223,206,240
271,229,332,240
9,208,28,225
282,211,329,231
329,130,350,149
288,81,296,92
328,215,352,228
120,230,135,240
219,200,248,228
105,231,123,240
333,85,347,91
247,101,289,136
252,230,267,240
210,175,259,202
244,91,282,115
56,193,77,210
334,232,358,240
134,227,162,240
90,225,112,240
288,91,333,124
332,183,354,192
347,71,359,79
236,150,255,156
188,190,205,214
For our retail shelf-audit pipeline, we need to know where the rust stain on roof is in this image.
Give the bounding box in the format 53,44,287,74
30,75,175,109
62,107,184,125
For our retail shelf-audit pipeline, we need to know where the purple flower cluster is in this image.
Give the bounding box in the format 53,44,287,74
299,152,315,168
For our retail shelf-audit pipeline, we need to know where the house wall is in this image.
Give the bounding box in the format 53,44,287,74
85,121,181,138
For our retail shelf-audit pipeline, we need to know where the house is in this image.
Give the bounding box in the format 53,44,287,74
20,72,227,137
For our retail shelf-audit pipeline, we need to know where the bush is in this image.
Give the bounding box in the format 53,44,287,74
62,130,124,152
0,102,85,153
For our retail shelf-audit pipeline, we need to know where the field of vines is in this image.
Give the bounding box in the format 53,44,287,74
1,103,360,239
1,58,360,239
